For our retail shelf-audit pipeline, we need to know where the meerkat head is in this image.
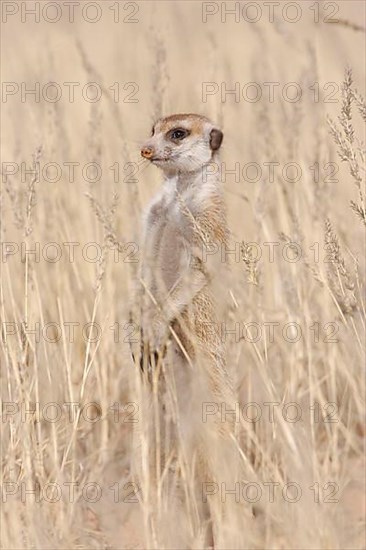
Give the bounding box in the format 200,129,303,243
141,113,223,174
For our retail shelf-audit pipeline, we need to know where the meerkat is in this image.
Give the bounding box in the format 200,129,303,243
137,114,237,547
139,113,234,400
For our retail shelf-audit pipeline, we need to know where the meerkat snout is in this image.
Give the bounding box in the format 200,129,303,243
141,113,224,174
141,146,154,159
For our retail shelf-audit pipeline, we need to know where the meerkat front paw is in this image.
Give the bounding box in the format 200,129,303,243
138,313,169,374
139,344,166,375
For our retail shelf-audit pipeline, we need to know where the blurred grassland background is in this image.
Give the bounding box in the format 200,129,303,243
1,1,365,548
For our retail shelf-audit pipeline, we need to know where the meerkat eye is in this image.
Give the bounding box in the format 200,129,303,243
151,126,155,136
169,128,189,141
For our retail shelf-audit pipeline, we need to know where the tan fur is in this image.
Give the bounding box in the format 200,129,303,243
155,113,210,136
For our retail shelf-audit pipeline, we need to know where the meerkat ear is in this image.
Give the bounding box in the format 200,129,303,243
209,128,224,151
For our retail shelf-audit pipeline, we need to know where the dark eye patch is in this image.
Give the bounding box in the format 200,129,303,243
167,127,190,141
151,126,155,136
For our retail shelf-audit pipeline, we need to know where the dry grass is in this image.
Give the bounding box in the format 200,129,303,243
1,2,365,549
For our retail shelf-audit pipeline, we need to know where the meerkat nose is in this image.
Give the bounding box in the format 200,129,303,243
141,146,154,159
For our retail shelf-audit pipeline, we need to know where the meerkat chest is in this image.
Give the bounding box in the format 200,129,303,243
144,187,181,259
144,184,191,282
147,183,189,231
